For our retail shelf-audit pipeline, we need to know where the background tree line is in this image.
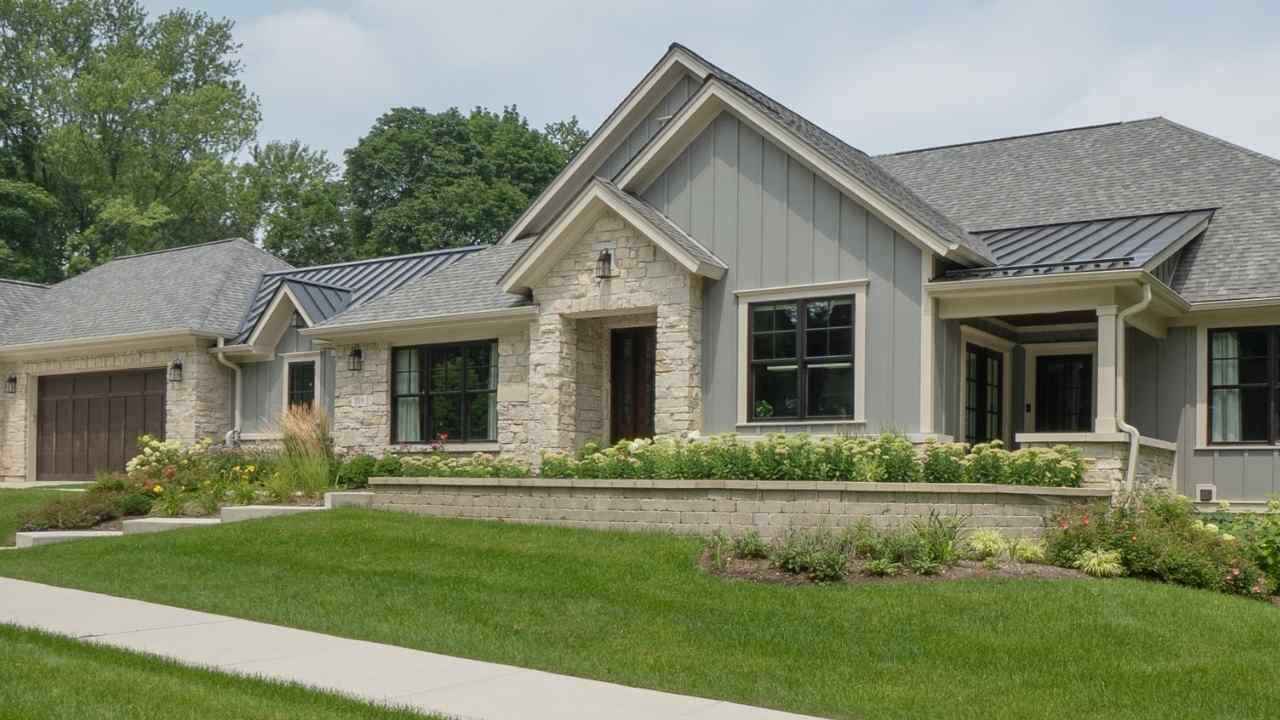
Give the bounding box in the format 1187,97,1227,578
0,0,589,282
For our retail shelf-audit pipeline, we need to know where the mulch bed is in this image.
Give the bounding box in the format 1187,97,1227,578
701,550,1088,586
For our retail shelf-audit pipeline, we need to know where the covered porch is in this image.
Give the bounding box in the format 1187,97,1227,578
928,270,1184,490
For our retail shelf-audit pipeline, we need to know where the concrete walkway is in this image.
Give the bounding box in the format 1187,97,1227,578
0,578,819,720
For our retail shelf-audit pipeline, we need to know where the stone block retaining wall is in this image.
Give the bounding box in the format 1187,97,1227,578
1019,436,1176,493
369,478,1111,538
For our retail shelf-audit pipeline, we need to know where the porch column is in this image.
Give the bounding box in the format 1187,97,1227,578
529,312,578,455
1094,305,1119,433
654,277,703,438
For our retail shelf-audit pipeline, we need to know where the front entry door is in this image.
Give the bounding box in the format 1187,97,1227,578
1035,354,1093,432
610,327,656,442
964,343,1004,444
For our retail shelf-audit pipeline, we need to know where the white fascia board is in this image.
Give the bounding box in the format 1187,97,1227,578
496,48,711,248
300,306,539,340
614,78,965,264
246,284,313,348
0,329,218,361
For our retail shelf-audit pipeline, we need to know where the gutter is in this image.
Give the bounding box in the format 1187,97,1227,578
1115,281,1153,491
214,337,242,447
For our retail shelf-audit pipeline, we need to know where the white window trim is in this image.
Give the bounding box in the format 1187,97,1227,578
282,351,322,416
735,279,868,425
1196,318,1280,449
1022,341,1098,433
958,325,1014,446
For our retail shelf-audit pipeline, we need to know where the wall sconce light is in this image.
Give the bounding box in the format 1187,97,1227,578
595,249,616,279
3,374,16,394
168,357,184,383
348,346,364,372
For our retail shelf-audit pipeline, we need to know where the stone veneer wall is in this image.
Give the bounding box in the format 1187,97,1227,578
0,342,231,482
369,478,1110,538
330,327,533,462
528,210,702,459
1019,438,1176,493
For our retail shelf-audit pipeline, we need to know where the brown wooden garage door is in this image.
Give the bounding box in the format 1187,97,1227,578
37,370,166,482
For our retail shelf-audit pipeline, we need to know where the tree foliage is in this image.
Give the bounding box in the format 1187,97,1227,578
345,106,588,256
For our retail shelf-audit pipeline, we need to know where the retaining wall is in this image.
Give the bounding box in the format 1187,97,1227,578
369,478,1111,538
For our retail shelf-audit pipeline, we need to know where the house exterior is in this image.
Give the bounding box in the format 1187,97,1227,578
3,44,1279,506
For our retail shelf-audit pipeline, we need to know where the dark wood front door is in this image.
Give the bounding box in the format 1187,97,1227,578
610,327,656,443
37,369,167,481
1035,354,1093,432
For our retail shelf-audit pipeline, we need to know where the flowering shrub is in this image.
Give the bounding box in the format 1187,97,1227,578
401,453,531,479
541,434,1084,487
125,435,213,484
1219,498,1280,580
1044,493,1275,597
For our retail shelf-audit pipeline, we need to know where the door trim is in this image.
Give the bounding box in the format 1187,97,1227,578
1024,342,1097,433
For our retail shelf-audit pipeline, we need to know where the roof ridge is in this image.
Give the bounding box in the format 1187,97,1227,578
264,245,487,276
1154,117,1280,170
196,240,284,333
972,206,1219,234
876,119,1157,157
0,278,49,289
280,276,355,292
111,237,242,261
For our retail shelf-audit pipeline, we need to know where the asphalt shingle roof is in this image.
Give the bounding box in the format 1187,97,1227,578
318,242,532,329
875,118,1280,302
1,239,291,348
671,44,996,264
0,279,47,330
594,178,726,271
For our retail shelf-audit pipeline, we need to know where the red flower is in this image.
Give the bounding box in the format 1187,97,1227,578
1081,515,1090,526
162,465,177,480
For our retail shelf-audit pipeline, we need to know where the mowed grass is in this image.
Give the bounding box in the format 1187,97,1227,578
1,509,1278,719
0,487,80,545
0,623,437,719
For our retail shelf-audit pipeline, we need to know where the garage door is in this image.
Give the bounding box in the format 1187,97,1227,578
37,370,166,482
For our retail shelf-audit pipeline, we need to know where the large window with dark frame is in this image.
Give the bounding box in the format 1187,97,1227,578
1208,326,1280,445
964,343,1003,444
392,341,498,444
748,296,855,421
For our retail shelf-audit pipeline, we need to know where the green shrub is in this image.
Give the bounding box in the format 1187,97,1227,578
20,496,120,531
1220,498,1280,580
1074,549,1124,577
1044,493,1275,597
372,455,404,478
705,530,732,572
401,453,531,479
808,550,848,583
910,553,943,576
965,441,1009,484
965,529,1008,560
276,405,332,498
113,492,153,517
1008,537,1046,563
732,530,769,560
769,528,847,578
921,441,966,484
336,454,377,488
872,434,920,483
912,510,967,564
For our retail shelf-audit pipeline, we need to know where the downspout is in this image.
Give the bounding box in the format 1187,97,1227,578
215,338,242,447
1115,282,1153,491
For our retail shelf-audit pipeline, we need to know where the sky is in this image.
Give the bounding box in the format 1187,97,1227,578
148,0,1280,164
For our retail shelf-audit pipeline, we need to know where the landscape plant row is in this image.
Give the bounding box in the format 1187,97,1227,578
541,434,1085,486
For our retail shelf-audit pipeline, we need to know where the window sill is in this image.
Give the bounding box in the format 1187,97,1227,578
738,418,867,427
387,442,501,454
1196,445,1280,452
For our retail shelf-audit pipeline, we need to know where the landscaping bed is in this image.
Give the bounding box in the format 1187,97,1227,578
705,551,1087,585
2,509,1279,719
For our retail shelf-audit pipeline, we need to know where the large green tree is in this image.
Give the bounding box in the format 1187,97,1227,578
344,106,588,256
0,0,260,279
241,141,347,267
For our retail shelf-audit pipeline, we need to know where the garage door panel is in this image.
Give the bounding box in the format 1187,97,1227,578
37,370,168,482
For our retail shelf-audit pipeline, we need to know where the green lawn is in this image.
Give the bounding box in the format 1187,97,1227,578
0,486,79,545
0,623,436,719
1,509,1278,719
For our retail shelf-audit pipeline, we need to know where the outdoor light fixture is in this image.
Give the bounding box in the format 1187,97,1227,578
595,248,616,279
168,357,184,383
3,374,16,394
348,346,364,372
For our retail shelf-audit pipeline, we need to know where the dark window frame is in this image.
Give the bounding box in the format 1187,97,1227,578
746,295,856,422
1207,326,1280,446
964,342,1004,445
391,340,498,445
286,360,316,410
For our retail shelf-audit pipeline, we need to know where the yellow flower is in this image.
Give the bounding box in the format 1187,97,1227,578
152,485,164,494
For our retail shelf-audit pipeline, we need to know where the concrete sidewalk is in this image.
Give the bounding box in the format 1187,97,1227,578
0,578,819,720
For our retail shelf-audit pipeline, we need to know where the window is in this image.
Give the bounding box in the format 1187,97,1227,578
392,341,498,443
1209,327,1279,444
964,343,1003,444
287,361,315,409
748,296,854,420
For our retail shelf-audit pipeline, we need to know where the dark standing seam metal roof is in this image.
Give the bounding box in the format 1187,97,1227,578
281,279,352,325
943,209,1216,280
593,178,727,271
234,246,484,343
663,44,996,265
1,239,292,348
875,118,1280,302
